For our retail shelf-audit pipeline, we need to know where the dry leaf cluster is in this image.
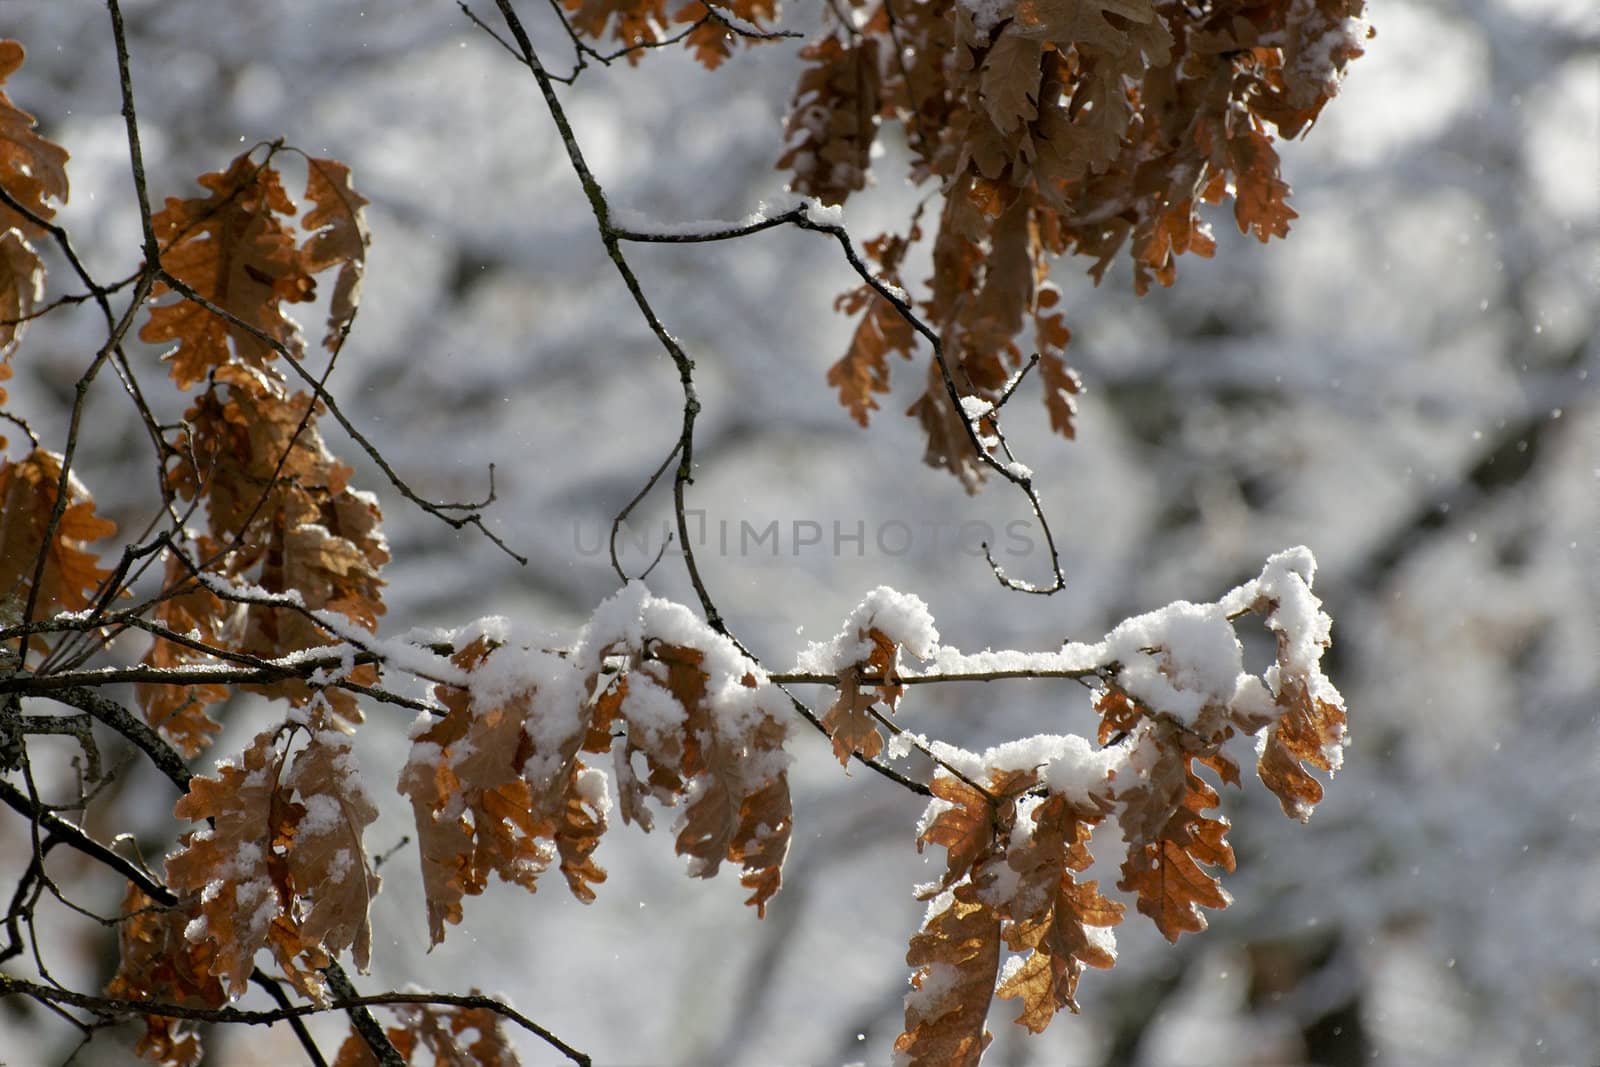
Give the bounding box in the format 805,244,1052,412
0,3,1366,1063
783,0,1369,487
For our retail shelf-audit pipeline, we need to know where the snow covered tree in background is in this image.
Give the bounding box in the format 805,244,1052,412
2,1,1595,1065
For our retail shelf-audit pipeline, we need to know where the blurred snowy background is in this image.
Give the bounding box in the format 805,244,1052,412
1,0,1596,1064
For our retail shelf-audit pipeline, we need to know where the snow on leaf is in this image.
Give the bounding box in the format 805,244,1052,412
164,726,383,1004
1249,0,1373,137
399,637,551,946
820,625,904,768
401,589,796,938
894,890,1000,1067
1245,545,1348,820
283,731,381,971
916,774,1000,898
996,794,1123,1025
651,641,791,913
164,730,299,999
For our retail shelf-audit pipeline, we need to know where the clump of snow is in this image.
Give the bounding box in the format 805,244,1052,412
369,629,470,688
959,0,1015,37
797,196,843,227
928,643,1102,675
956,395,1003,450
618,674,688,748
327,848,353,883
907,961,961,1012
1082,921,1118,959
298,793,342,838
633,588,787,750
1228,675,1277,725
977,850,1022,907
923,734,1125,806
573,765,612,818
959,396,994,421
1103,600,1246,725
1220,547,1344,743
795,586,940,674
1253,546,1331,679
234,875,278,945
914,777,954,840
886,726,922,761
1287,0,1371,98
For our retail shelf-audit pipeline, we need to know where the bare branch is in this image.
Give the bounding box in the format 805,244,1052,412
612,202,1069,594
0,972,591,1067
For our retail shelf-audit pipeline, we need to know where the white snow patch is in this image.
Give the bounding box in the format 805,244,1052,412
794,586,939,673
959,0,1015,37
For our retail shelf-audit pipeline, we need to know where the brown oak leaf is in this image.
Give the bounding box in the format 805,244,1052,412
0,228,42,360
996,794,1123,1026
399,640,549,945
300,157,370,351
105,885,227,1067
164,730,299,998
140,151,311,390
1117,757,1235,941
894,889,1001,1067
0,449,117,647
283,730,381,972
0,40,70,235
917,774,1000,897
331,991,522,1067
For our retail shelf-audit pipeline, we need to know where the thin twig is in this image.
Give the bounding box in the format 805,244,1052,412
486,0,725,626
155,270,527,565
475,2,955,797
610,440,681,582
0,973,592,1067
612,204,1068,593
0,728,333,1067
